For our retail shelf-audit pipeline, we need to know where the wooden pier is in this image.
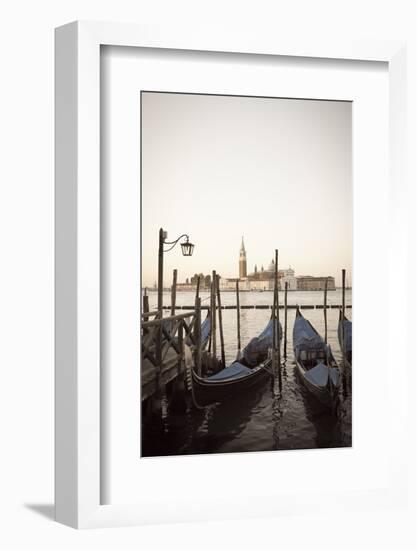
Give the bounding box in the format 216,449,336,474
141,309,198,402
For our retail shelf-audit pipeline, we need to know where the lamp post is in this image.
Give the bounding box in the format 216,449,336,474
157,228,195,315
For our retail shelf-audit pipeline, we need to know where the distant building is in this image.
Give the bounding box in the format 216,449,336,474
178,272,211,291
296,276,336,291
176,282,195,291
221,277,240,291
220,238,297,291
239,237,247,279
177,239,335,293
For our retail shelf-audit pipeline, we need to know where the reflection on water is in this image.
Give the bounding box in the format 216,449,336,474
142,290,352,457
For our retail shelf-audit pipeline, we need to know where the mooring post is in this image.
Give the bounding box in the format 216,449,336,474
216,274,226,367
236,280,241,354
275,250,281,370
208,279,213,353
143,293,149,315
275,249,282,392
284,281,288,359
170,269,177,317
324,278,328,345
195,275,200,301
272,260,277,373
212,270,217,359
195,296,202,376
342,268,346,365
178,319,184,377
156,228,164,387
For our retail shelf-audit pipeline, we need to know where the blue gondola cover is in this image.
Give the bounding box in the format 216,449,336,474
293,315,325,352
340,318,352,352
200,314,211,347
242,319,278,366
208,362,252,381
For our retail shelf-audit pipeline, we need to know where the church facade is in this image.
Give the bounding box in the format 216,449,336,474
221,237,298,291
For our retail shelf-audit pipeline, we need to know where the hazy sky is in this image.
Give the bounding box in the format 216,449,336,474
141,92,352,287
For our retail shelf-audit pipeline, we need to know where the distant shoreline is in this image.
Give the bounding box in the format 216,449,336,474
142,288,350,292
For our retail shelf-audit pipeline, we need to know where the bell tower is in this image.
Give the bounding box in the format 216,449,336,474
239,237,247,279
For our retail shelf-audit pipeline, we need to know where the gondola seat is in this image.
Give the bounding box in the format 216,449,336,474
298,348,326,362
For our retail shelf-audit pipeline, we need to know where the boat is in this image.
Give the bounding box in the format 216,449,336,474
191,318,282,407
338,309,352,366
293,308,340,410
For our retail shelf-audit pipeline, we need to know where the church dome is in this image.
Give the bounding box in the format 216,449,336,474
267,259,275,272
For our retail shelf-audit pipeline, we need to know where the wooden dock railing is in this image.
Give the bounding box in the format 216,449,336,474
141,310,198,402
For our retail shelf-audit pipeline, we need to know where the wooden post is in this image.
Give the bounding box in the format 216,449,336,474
216,274,226,367
275,250,280,367
236,280,241,354
157,228,164,315
284,281,288,359
170,269,177,317
272,279,277,372
177,319,184,377
195,297,202,376
324,278,328,344
143,294,149,315
342,268,346,366
195,275,200,301
212,270,217,359
275,250,282,393
208,279,213,353
156,228,164,385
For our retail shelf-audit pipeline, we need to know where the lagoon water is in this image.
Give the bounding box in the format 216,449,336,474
142,289,352,456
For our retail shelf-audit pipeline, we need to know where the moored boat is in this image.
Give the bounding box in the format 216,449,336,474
191,317,281,407
293,308,340,410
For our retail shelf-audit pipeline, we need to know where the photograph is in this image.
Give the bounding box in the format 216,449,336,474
140,91,352,457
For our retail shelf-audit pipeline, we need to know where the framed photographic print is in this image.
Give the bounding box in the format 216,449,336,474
55,22,407,528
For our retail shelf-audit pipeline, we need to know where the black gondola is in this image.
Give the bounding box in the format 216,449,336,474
293,308,340,410
191,318,282,407
338,309,352,366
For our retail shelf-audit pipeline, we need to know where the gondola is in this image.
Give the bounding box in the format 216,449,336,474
293,308,340,410
191,318,282,407
338,309,352,367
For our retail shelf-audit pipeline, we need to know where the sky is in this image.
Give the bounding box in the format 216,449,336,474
141,92,352,287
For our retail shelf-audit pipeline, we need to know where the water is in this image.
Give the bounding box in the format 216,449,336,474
142,289,352,456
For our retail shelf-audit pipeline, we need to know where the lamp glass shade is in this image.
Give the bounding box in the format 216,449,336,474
181,241,194,256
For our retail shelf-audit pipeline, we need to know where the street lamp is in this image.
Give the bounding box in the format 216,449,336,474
157,228,195,314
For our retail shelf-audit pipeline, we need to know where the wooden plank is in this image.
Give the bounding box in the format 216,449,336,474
142,311,194,328
142,309,158,317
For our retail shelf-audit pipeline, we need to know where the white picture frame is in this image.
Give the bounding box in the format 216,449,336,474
55,21,407,528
